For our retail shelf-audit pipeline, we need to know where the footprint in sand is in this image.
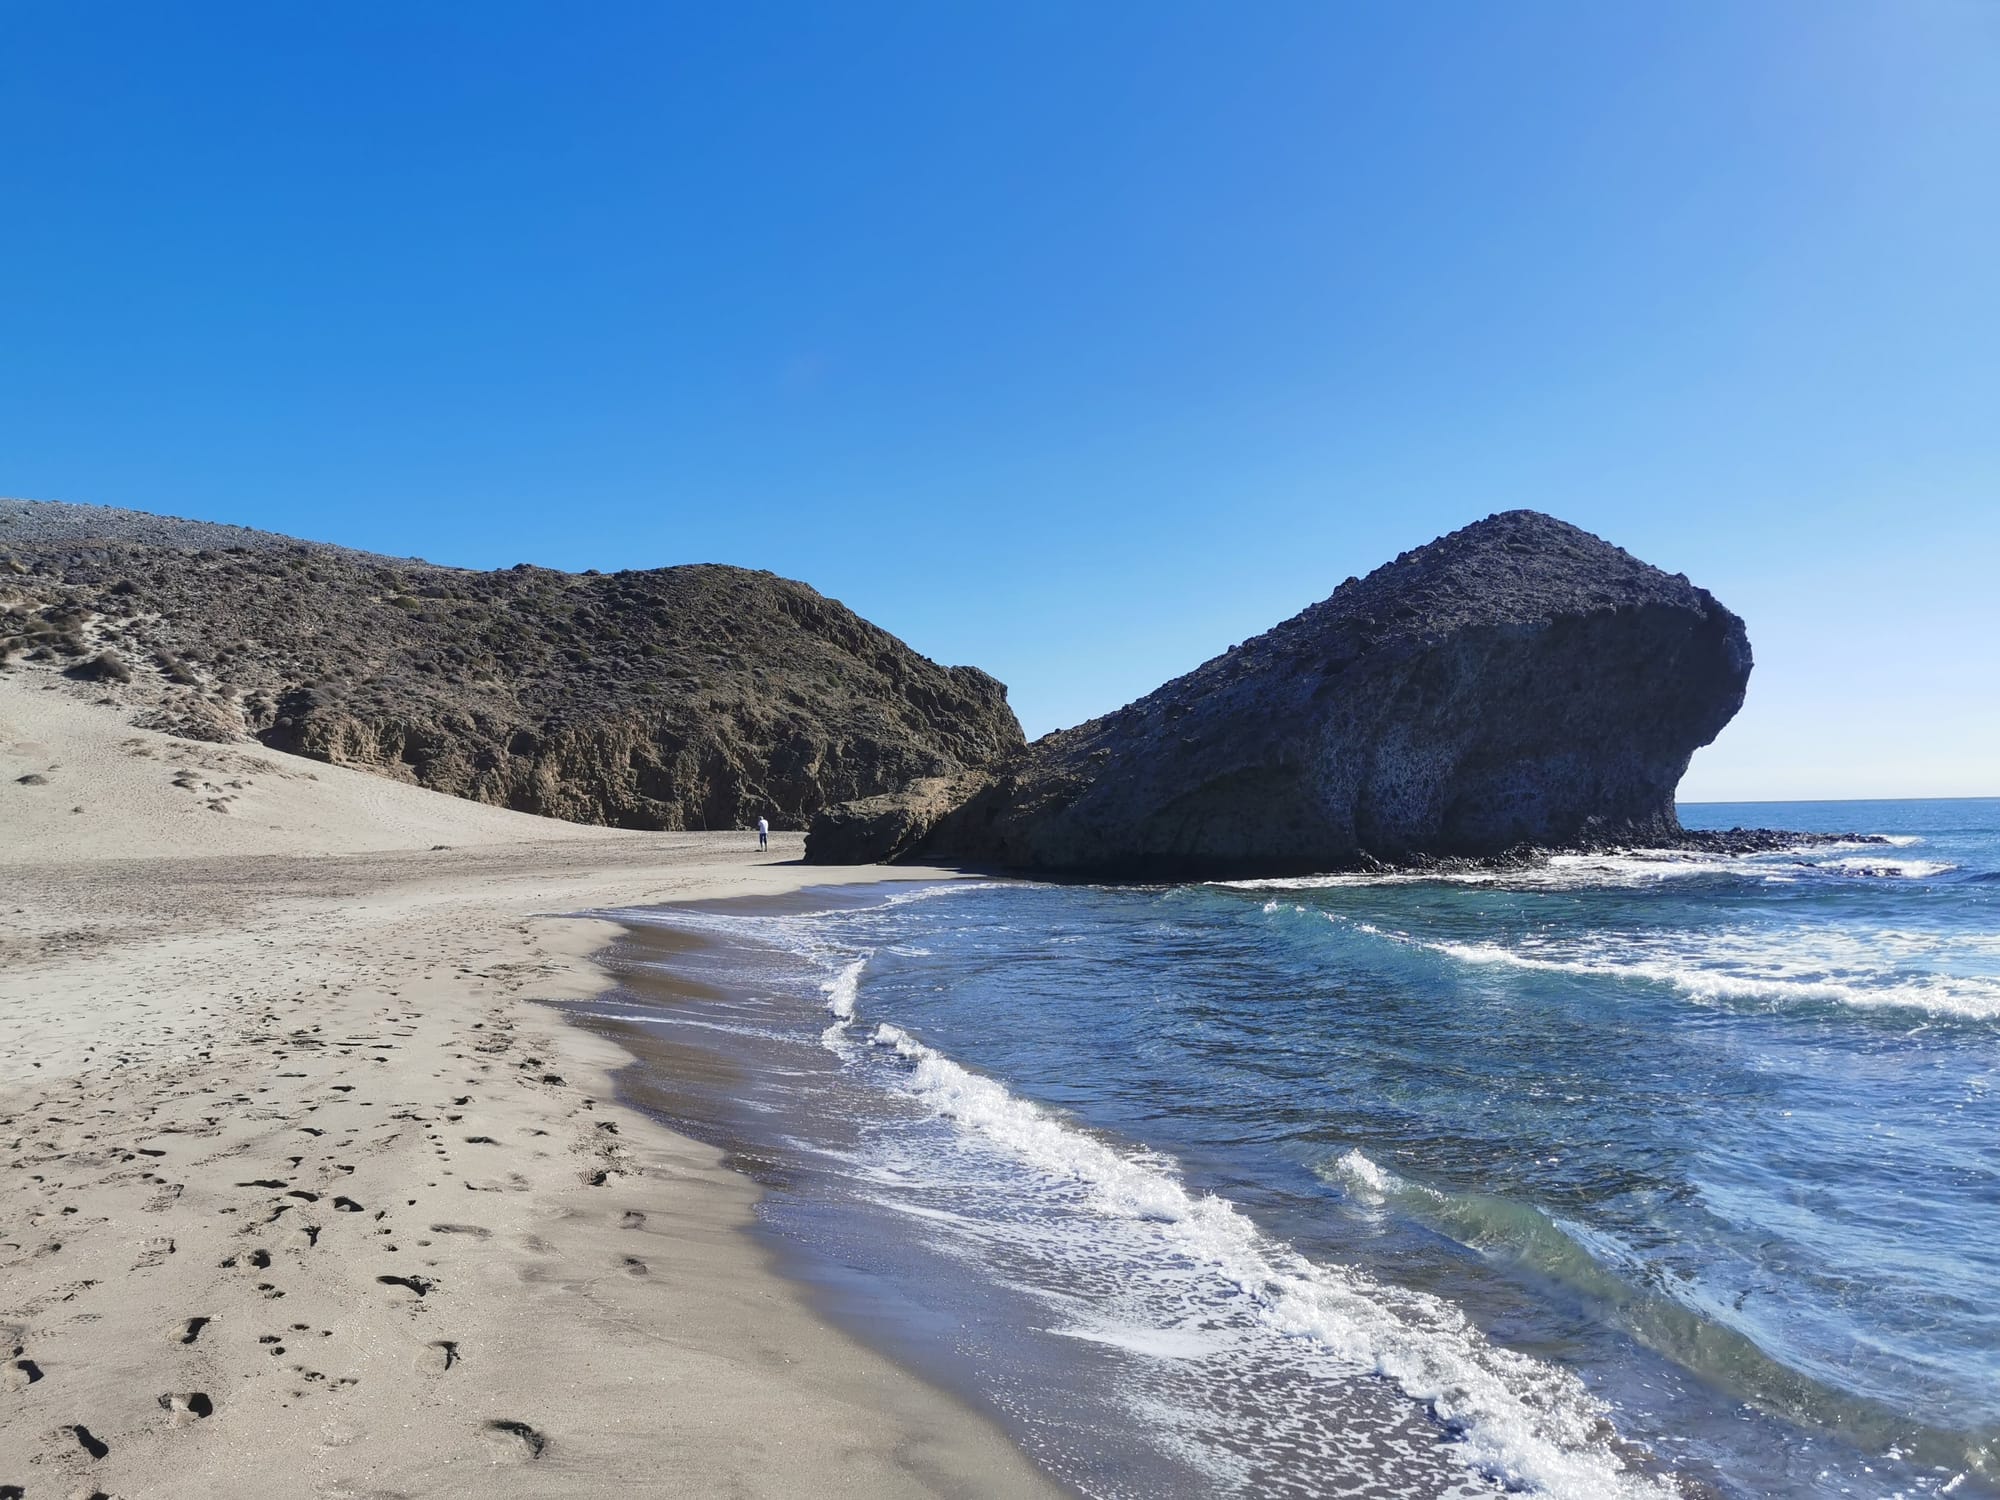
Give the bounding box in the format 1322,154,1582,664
68,1423,110,1459
157,1391,214,1423
416,1339,459,1374
3,1358,42,1390
482,1419,546,1461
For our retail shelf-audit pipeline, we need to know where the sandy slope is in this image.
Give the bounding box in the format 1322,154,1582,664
1,671,623,862
0,671,1059,1499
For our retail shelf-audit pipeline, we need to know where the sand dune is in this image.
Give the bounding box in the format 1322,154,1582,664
0,669,1057,1498
1,670,625,863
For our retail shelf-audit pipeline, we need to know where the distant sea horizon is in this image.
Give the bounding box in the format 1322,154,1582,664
1683,794,1999,806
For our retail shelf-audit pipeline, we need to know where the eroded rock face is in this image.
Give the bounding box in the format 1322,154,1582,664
801,772,996,865
1,501,1023,830
808,511,1751,875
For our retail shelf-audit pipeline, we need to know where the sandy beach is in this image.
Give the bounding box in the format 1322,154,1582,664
1,670,1062,1498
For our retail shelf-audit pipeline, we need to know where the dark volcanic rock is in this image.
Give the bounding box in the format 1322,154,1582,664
808,511,1752,875
1,500,1023,830
803,772,996,865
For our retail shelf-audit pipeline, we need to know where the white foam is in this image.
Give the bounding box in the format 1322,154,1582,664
1335,1147,1398,1196
1398,930,2000,1021
872,880,1016,904
865,1021,1677,1498
1216,842,1949,894
1051,1318,1239,1362
1815,857,1956,879
823,956,867,1022
575,1008,807,1043
587,880,1009,959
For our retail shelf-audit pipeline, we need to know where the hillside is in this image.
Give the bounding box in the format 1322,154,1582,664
0,499,1023,830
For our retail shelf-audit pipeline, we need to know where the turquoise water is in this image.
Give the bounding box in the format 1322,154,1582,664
588,798,1999,1498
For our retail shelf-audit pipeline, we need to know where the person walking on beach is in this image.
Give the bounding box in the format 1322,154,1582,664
757,815,769,851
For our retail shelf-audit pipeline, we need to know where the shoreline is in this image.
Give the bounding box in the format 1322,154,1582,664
1,675,1063,1499
802,810,1890,883
564,894,1082,1479
569,888,1484,1500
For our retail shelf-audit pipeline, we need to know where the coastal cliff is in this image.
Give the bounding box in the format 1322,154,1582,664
807,511,1752,875
0,499,1024,829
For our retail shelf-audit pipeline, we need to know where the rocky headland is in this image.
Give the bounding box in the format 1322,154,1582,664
0,498,1023,829
808,511,1875,876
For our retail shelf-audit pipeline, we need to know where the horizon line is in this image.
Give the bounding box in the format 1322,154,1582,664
1678,793,1997,806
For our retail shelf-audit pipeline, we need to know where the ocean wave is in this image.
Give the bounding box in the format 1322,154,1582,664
1220,871,1503,890
1398,931,2000,1021
1217,842,1957,894
588,879,1008,937
1260,903,2000,1020
869,879,1020,908
1219,852,1756,894
1814,856,1957,879
1322,1152,1996,1475
822,956,867,1022
573,1008,806,1044
864,1021,1678,1498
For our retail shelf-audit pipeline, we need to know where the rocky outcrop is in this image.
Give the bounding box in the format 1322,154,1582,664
802,772,997,866
1,500,1023,829
808,511,1752,876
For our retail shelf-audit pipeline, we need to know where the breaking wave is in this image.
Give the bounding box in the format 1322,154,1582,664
1409,930,2000,1021
855,1020,1679,1497
1217,842,1955,894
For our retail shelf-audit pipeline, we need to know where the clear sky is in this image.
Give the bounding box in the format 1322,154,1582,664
3,3,1995,800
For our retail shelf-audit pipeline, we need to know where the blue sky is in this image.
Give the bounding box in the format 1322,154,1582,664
3,3,1995,799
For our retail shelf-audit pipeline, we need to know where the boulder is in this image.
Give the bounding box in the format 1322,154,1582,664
807,511,1751,876
800,771,996,865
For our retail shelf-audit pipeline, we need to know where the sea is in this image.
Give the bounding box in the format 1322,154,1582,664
572,798,1999,1500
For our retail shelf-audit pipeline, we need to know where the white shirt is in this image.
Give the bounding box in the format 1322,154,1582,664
757,818,769,834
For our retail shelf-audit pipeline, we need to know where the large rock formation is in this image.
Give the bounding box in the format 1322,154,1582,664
0,499,1023,829
807,511,1751,875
